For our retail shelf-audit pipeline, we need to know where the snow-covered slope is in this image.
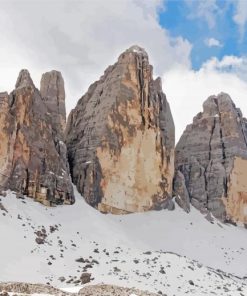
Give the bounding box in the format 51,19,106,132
0,188,246,296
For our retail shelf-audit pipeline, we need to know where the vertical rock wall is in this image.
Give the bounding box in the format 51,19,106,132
40,70,66,135
174,93,247,223
66,46,175,213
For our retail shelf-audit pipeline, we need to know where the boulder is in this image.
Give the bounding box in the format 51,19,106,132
80,273,91,284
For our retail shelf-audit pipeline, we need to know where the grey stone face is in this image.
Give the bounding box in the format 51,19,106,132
174,93,247,222
40,70,66,137
0,69,74,206
65,45,175,213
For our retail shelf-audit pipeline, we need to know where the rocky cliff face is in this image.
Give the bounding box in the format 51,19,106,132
174,93,247,223
0,69,74,205
40,70,66,136
66,45,175,213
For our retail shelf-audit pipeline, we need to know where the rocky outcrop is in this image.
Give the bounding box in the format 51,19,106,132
66,45,175,213
0,282,159,296
174,93,247,223
79,284,159,296
0,69,74,205
0,282,71,296
40,70,66,136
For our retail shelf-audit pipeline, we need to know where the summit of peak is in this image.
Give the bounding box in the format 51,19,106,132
118,45,149,63
15,69,35,89
127,45,147,54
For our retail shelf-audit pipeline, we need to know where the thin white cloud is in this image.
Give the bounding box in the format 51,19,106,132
233,0,247,39
0,0,191,115
186,0,219,28
204,37,223,48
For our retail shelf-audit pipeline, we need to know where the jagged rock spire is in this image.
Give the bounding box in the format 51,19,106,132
15,69,35,89
40,70,66,133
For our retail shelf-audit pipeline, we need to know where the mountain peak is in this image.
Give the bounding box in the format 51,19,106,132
0,68,74,206
66,46,175,214
15,69,34,89
118,45,149,62
174,93,247,223
127,45,147,54
203,93,236,116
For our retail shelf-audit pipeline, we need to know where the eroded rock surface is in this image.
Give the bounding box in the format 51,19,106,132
0,69,74,205
174,93,247,223
66,45,175,213
40,70,66,135
0,282,71,296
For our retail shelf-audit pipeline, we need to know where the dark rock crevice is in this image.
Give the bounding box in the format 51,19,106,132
214,98,226,161
238,112,247,149
136,55,146,127
208,117,216,161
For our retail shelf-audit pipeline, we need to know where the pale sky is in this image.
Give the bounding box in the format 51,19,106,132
1,0,247,142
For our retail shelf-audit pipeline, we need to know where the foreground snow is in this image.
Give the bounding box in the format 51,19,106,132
0,188,246,296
